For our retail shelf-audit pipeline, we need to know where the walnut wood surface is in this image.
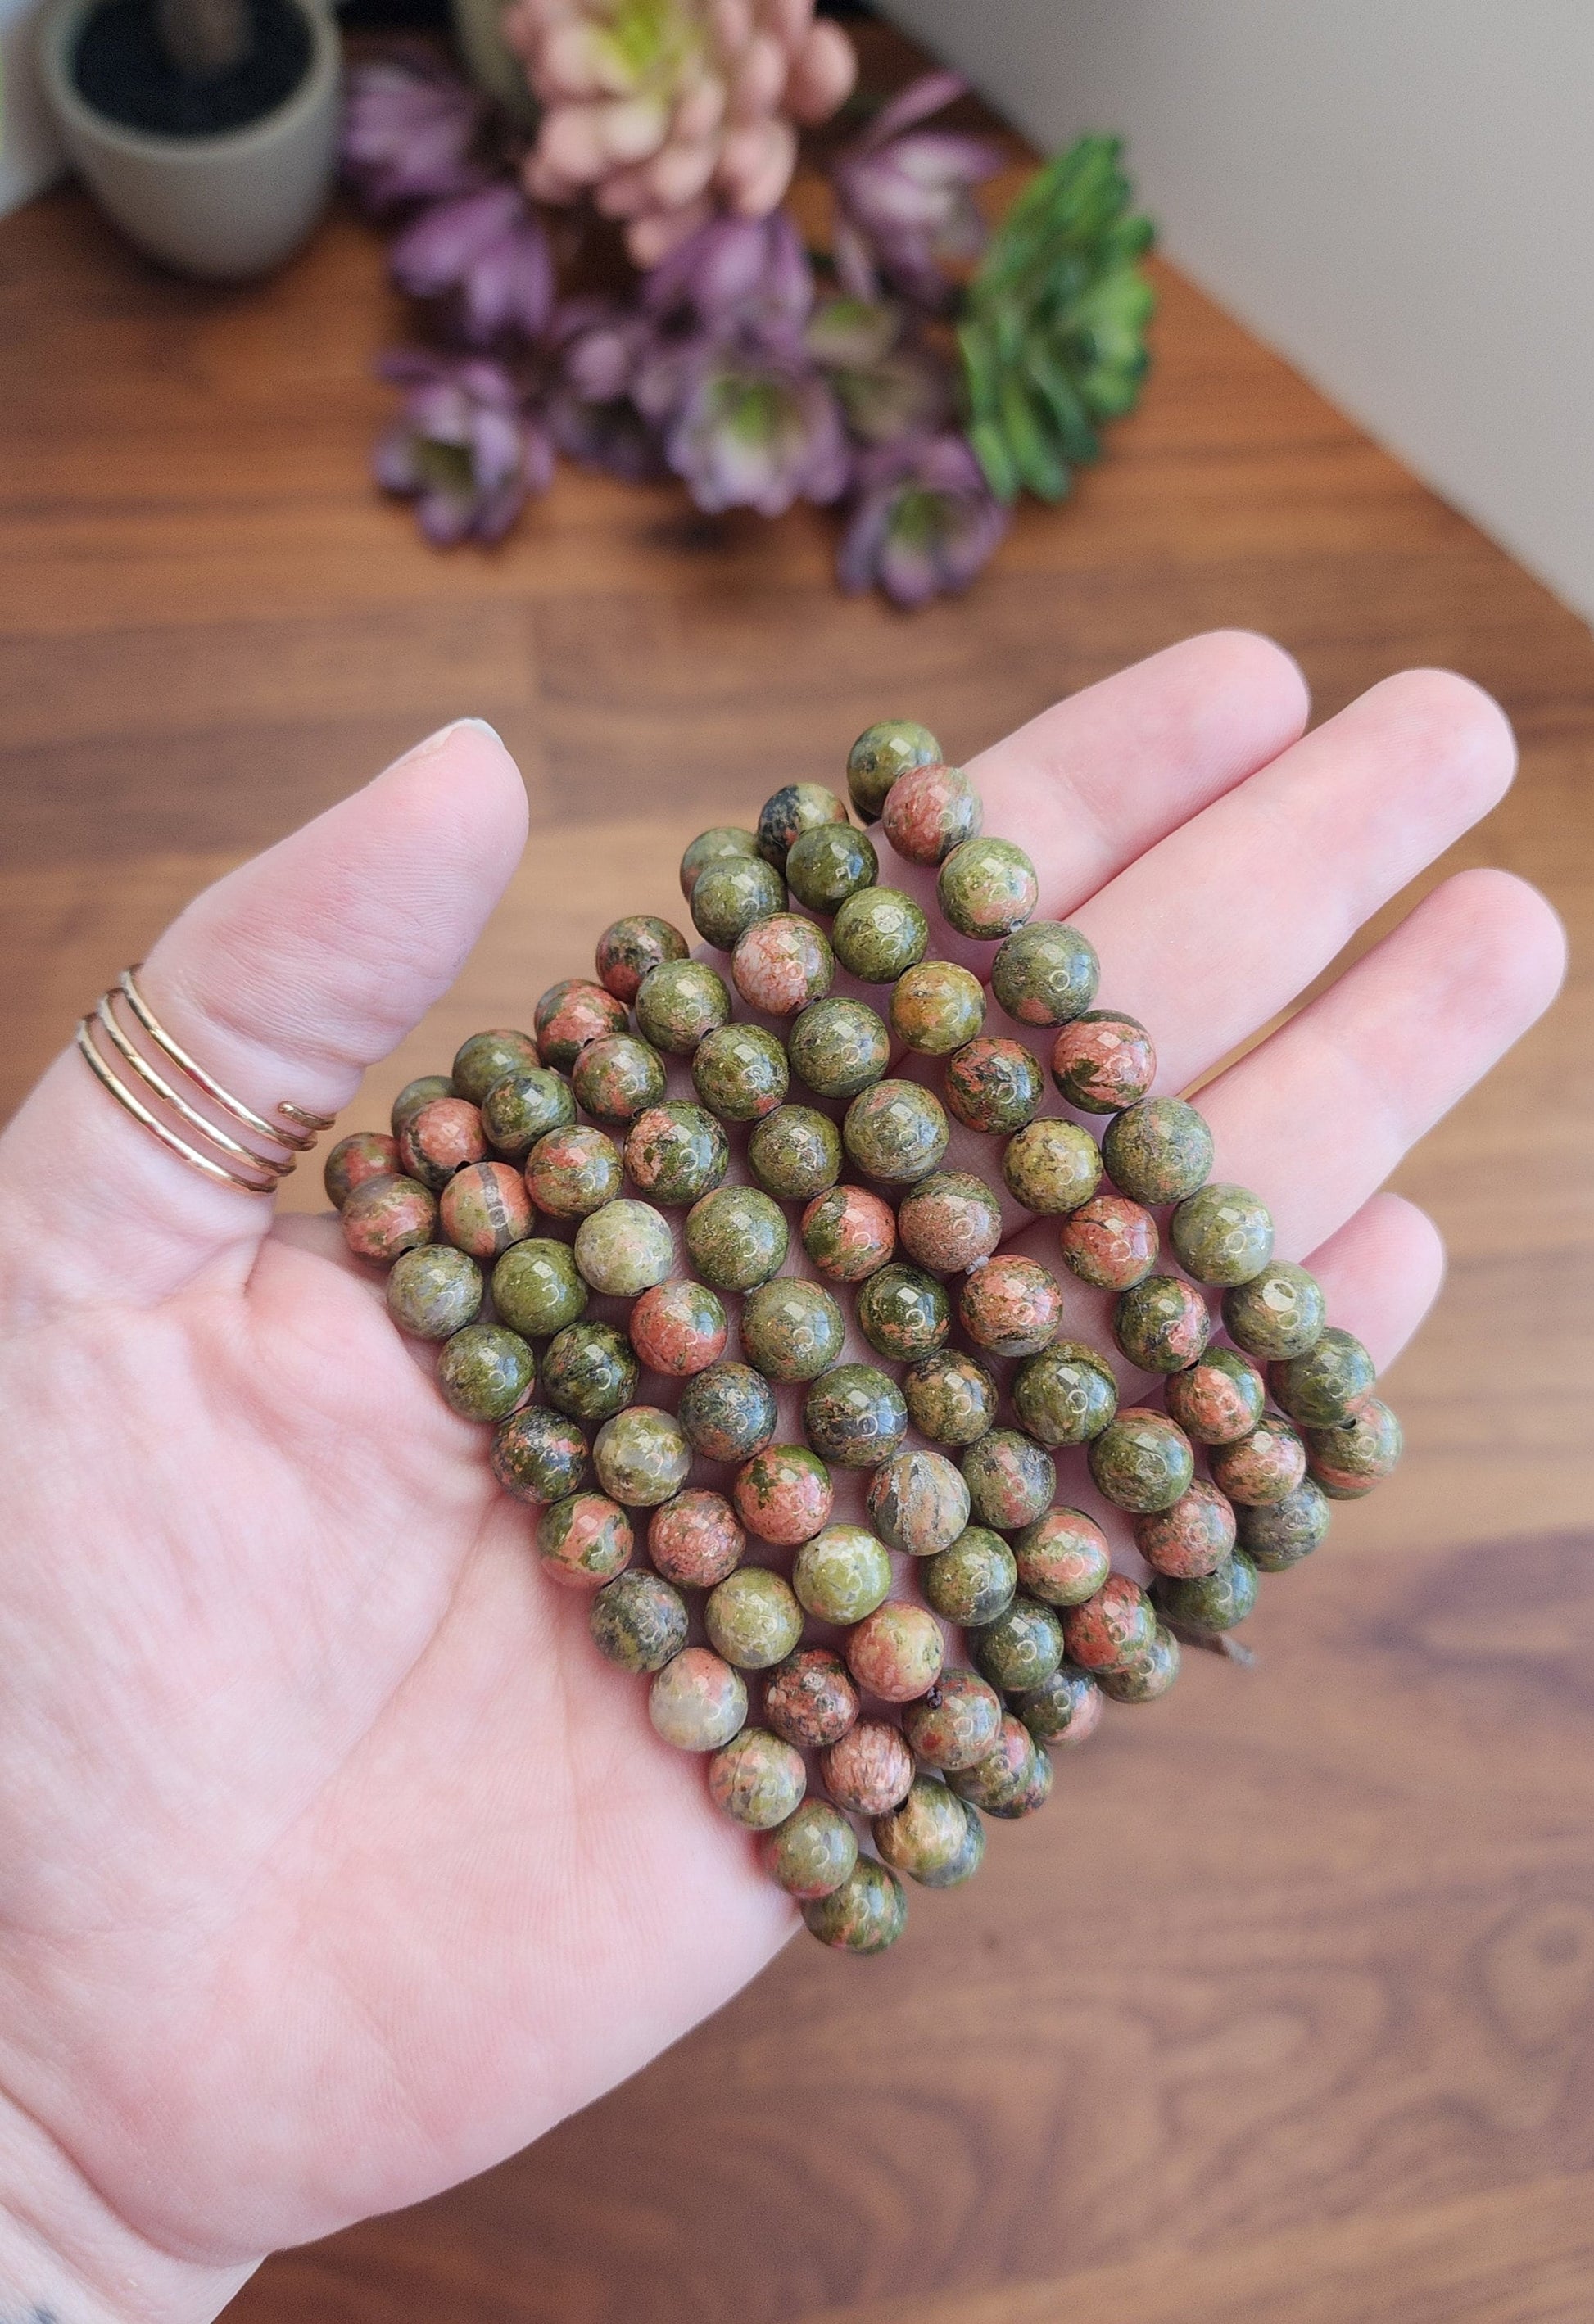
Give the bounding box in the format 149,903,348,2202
1,37,1592,2321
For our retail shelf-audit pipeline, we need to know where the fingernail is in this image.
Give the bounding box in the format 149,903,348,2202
392,717,505,767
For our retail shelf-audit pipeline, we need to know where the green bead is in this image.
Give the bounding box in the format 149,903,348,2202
865,1448,971,1556
1222,1260,1326,1361
391,1074,453,1137
961,1428,1057,1529
1164,1344,1266,1444
803,1363,908,1469
677,1362,778,1462
491,1238,587,1339
788,996,890,1099
691,1023,790,1121
971,1595,1064,1692
760,1799,858,1899
1002,1116,1103,1214
387,1245,482,1340
595,914,689,1003
1170,1183,1275,1286
902,1671,1003,1772
635,958,733,1055
831,886,929,983
873,1775,971,1882
588,1568,689,1672
541,1319,638,1421
947,1716,1044,1815
533,979,627,1070
990,920,1098,1027
756,782,848,868
943,1037,1044,1134
1062,1575,1157,1671
843,1078,949,1182
622,1101,729,1205
890,961,985,1056
1112,1274,1212,1372
1088,1408,1195,1512
897,1170,1003,1273
451,1029,541,1105
1009,1664,1101,1747
480,1065,576,1158
1154,1551,1260,1634
685,1185,789,1291
1270,1327,1378,1427
571,1033,667,1125
921,1526,1017,1625
342,1172,434,1264
802,1858,908,1953
592,1404,692,1506
856,1263,950,1361
1011,1339,1118,1446
1096,1625,1181,1702
937,837,1039,938
690,854,786,950
735,1443,832,1544
573,1198,674,1296
912,1794,986,1888
1102,1097,1214,1205
740,1278,847,1382
679,824,759,900
1306,1398,1402,1499
846,717,942,821
524,1125,623,1219
436,1323,535,1422
747,1105,842,1200
791,1522,893,1624
903,1349,999,1446
800,1183,897,1280
491,1405,589,1504
709,1728,808,1829
1236,1479,1332,1570
786,822,878,912
705,1566,805,1669
537,1492,633,1589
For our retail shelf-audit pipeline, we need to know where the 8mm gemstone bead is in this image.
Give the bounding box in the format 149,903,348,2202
525,1125,623,1218
685,1185,790,1289
881,762,981,865
635,959,732,1055
756,783,848,868
866,1448,971,1557
740,1279,847,1381
944,1038,1044,1133
1222,1260,1327,1361
649,1648,748,1750
1270,1327,1378,1427
802,1860,908,1954
1058,1192,1159,1290
760,1800,858,1899
648,1489,746,1586
491,1406,589,1505
437,1324,535,1422
1003,1117,1103,1214
595,915,688,1002
439,1161,536,1259
903,1671,1003,1770
1102,1097,1214,1205
938,838,1039,938
572,1033,667,1125
831,887,929,983
921,1526,1017,1625
791,1524,892,1624
387,1245,482,1340
990,920,1099,1026
959,1254,1064,1358
1164,1345,1266,1444
962,1430,1056,1529
541,1320,638,1420
1112,1274,1211,1372
324,1130,399,1208
534,979,627,1069
452,1029,541,1104
843,1081,949,1183
590,1569,690,1672
1170,1183,1275,1286
856,1264,950,1362
492,1238,587,1339
890,961,986,1055
1011,1506,1112,1605
1051,1012,1155,1112
537,1490,632,1589
801,1184,897,1281
622,1102,729,1205
846,717,942,821
690,855,786,950
573,1198,674,1296
708,1729,807,1829
677,1363,777,1462
747,1105,842,1200
763,1647,859,1749
804,1364,909,1468
1088,1408,1195,1511
481,1066,575,1159
786,822,878,913
898,1171,1003,1273
903,1350,999,1445
788,996,891,1099
628,1279,728,1376
679,826,759,898
1306,1399,1402,1497
731,914,834,1016
691,1024,790,1122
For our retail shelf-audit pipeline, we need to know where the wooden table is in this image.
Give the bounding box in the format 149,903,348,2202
2,45,1592,2322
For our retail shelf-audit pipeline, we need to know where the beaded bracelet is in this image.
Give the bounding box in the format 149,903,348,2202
327,721,1402,1957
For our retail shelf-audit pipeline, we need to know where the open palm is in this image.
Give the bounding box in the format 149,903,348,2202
0,635,1562,2322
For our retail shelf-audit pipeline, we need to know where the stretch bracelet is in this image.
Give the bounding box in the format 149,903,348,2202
328,721,1402,1956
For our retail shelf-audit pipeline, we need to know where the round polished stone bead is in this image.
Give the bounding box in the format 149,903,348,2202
802,1858,908,1954
866,1448,971,1557
1237,1477,1333,1568
845,1600,945,1702
705,1567,805,1670
387,1244,482,1341
846,717,942,821
1210,1415,1308,1506
991,920,1099,1028
1163,1344,1266,1444
747,1105,841,1200
1306,1398,1402,1498
592,1404,692,1506
756,781,849,868
589,1568,689,1673
1050,1011,1156,1113
622,1101,729,1205
324,1130,399,1209
691,1023,789,1123
491,1237,587,1339
491,1405,588,1506
987,1743,1056,1819
938,837,1039,938
648,1488,745,1587
440,1160,536,1259
1088,1407,1195,1512
890,961,985,1058
1133,1478,1237,1578
677,1362,777,1462
1057,1192,1159,1291
947,1716,1044,1815
943,1037,1044,1134
731,913,835,1017
791,1522,893,1625
649,1646,748,1751
1270,1327,1378,1428
391,1074,453,1138
881,761,982,866
1011,1506,1112,1607
831,886,929,983
1153,1551,1260,1635
1097,1625,1181,1703
524,1124,623,1219
1103,1096,1214,1205
903,1671,1004,1772
786,821,878,913
709,1728,807,1829
1009,1663,1103,1748
1112,1274,1212,1373
635,958,734,1056
572,1033,668,1126
437,1323,535,1422
922,1526,1017,1626
787,997,890,1102
958,1253,1064,1358
856,1264,950,1362
1222,1260,1327,1362
972,1596,1064,1693
1171,1182,1275,1286
690,855,786,951
481,1066,576,1160
533,979,627,1071
873,1775,970,1884
1012,1340,1118,1447
800,1184,896,1281
734,1444,834,1544
763,1647,858,1749
573,1197,674,1296
451,1029,541,1105
915,1794,986,1888
1002,1116,1103,1215
804,1364,908,1469
897,1170,1003,1273
541,1319,638,1421
759,1798,859,1900
844,1079,949,1182
1062,1572,1157,1671
399,1096,487,1189
628,1278,727,1377
903,1350,999,1445
740,1278,847,1382
685,1184,789,1291
962,1429,1056,1530
679,824,760,900
595,914,689,1003
537,1490,633,1589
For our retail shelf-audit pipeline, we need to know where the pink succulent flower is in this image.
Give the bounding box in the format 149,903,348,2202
374,352,552,544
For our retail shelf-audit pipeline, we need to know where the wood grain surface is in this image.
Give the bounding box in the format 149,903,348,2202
2,31,1591,2321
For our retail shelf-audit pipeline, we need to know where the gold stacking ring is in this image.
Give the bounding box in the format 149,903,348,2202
75,966,336,1196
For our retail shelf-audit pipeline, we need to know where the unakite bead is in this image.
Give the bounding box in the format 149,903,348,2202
691,1023,789,1122
1087,1407,1195,1512
572,1033,667,1126
1237,1477,1333,1568
760,1799,859,1900
705,1566,804,1669
1050,1011,1156,1113
803,1858,908,1953
481,1066,576,1160
856,1264,950,1362
788,996,891,1101
391,1075,453,1138
756,782,849,868
1209,1415,1307,1506
690,855,786,950
541,1319,638,1421
958,1253,1064,1358
1153,1551,1259,1634
990,920,1099,1028
922,1527,1017,1626
903,1350,999,1446
831,887,929,983
890,960,985,1056
635,958,733,1056
845,1600,945,1702
677,1362,777,1462
533,979,627,1070
1171,1183,1275,1287
791,1522,892,1624
800,1184,896,1280
1011,1507,1112,1606
763,1646,858,1750
342,1172,437,1262
595,914,689,1003
873,1775,970,1882
1163,1344,1266,1444
622,1101,729,1205
903,1671,1004,1771
399,1096,487,1188
1112,1274,1211,1372
592,1404,692,1506
387,1244,482,1340
679,824,760,900
1062,1572,1157,1671
324,1129,398,1209
524,1124,623,1218
732,914,835,1017
846,717,942,821
1306,1399,1402,1498
804,1363,908,1469
844,1081,949,1182
786,821,878,912
943,1037,1044,1134
734,1445,834,1544
937,837,1039,938
1009,1664,1103,1748
865,1448,971,1557
648,1646,748,1750
1270,1327,1378,1428
452,1029,541,1105
881,760,981,866
1012,1339,1118,1447
440,1160,535,1259
628,1278,727,1376
648,1488,745,1586
1003,1117,1103,1214
897,1170,1003,1273
491,1237,587,1339
572,1198,674,1296
972,1596,1064,1693
537,1490,633,1589
747,1105,842,1200
947,1716,1042,1815
437,1323,535,1422
491,1405,589,1505
916,1795,986,1888
1133,1479,1237,1579
1058,1193,1160,1291
1222,1260,1327,1362
709,1728,807,1829
685,1185,789,1290
962,1429,1056,1530
1102,1097,1214,1205
589,1568,690,1672
1097,1625,1181,1702
740,1278,847,1382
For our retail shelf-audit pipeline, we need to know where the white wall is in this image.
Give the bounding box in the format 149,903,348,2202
875,0,1594,625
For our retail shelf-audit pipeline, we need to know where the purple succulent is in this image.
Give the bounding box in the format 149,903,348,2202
831,71,1004,310
548,298,669,482
374,351,551,545
341,58,487,214
389,185,555,346
642,212,815,349
646,343,850,518
805,296,955,445
838,432,1008,606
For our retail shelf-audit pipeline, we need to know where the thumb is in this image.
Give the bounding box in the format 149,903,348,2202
0,721,528,1320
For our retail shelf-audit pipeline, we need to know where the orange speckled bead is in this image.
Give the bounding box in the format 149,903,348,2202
647,1488,745,1587
943,1037,1044,1135
324,1131,398,1209
947,1715,1044,1816
958,1253,1064,1358
1062,1573,1157,1671
897,1170,1003,1273
1306,1398,1402,1498
439,1160,535,1258
1164,1345,1266,1445
340,1173,437,1264
524,1124,623,1219
731,913,835,1016
763,1646,859,1749
800,1184,897,1282
880,759,982,864
708,1728,806,1829
759,1799,858,1900
536,1490,633,1590
733,1445,834,1545
845,1601,945,1702
1011,1506,1112,1607
1132,1478,1237,1578
1050,1011,1156,1113
398,1096,487,1189
595,914,690,1003
628,1279,728,1377
819,1719,914,1815
1209,1415,1308,1506
571,1033,667,1125
866,1448,971,1557
533,978,629,1071
1058,1193,1159,1291
903,1670,1004,1771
